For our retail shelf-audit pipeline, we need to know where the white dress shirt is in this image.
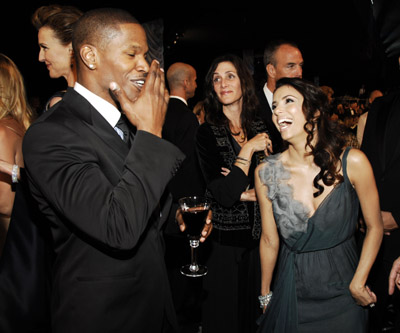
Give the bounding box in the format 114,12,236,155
74,82,121,128
263,83,274,112
169,95,188,106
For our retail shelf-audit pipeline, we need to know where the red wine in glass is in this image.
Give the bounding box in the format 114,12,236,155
183,208,209,240
179,196,210,277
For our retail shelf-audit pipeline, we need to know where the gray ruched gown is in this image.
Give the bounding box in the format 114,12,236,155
257,147,368,332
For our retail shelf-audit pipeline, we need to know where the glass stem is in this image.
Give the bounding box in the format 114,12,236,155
189,239,200,272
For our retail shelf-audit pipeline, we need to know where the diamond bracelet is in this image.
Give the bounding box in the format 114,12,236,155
12,164,19,183
258,291,273,308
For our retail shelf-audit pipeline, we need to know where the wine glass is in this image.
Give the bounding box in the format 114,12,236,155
179,196,211,277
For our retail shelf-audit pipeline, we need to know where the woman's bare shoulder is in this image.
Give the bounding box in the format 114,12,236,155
0,118,24,137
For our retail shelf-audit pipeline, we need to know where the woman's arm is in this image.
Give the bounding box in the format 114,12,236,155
0,134,17,217
0,160,16,178
347,148,384,306
0,160,21,183
196,124,249,206
233,132,272,176
196,125,272,206
255,163,280,311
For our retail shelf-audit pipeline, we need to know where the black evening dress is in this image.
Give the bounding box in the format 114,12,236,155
0,171,52,332
257,147,368,332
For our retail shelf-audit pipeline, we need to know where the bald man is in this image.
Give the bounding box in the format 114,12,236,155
163,62,204,211
162,62,205,327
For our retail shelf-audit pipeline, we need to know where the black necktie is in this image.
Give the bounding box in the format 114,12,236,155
115,115,130,143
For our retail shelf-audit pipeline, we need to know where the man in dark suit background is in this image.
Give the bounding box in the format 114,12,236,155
361,77,400,332
362,77,400,333
360,1,400,331
163,62,205,211
162,62,206,330
22,8,200,333
256,39,304,153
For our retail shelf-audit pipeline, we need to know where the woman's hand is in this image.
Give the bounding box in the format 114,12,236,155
381,211,398,235
240,188,257,201
175,207,213,243
349,281,377,307
389,256,400,295
245,133,273,156
221,167,230,176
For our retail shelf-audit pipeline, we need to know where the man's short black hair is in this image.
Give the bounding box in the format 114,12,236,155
72,8,139,53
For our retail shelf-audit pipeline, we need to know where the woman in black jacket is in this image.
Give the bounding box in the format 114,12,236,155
196,53,273,332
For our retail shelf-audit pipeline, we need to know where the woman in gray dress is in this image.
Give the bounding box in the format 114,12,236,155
255,78,383,332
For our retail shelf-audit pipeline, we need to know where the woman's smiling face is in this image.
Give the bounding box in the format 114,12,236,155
272,85,306,142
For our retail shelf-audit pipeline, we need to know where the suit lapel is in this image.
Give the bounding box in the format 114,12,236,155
64,89,130,160
89,111,131,158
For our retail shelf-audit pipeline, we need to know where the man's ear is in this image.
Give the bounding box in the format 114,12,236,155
80,44,98,70
182,79,189,91
266,64,276,79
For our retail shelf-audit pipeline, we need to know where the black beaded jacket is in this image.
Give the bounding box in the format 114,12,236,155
195,119,268,241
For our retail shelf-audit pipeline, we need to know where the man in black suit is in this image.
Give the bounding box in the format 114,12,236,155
362,80,400,333
162,62,206,329
256,39,304,153
163,62,205,210
360,11,400,333
22,8,212,333
361,82,400,332
359,1,400,330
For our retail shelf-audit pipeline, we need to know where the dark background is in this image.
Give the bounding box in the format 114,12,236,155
1,1,399,110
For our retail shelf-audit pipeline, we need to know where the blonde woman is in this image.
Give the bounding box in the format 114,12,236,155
0,53,51,333
0,53,34,256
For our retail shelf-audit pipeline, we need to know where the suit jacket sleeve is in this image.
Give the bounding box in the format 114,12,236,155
361,93,400,227
196,123,249,207
23,120,185,251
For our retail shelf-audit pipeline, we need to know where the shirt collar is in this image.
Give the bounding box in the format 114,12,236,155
263,83,273,111
170,95,188,106
74,82,121,128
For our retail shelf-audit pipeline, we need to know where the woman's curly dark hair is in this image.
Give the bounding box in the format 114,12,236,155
275,77,347,197
203,53,259,136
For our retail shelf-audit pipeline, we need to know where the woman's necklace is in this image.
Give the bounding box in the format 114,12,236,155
230,126,246,143
232,131,245,141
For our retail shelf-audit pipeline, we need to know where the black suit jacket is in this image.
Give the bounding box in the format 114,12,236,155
162,98,205,234
361,90,400,263
361,91,400,226
22,88,185,333
256,88,284,153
